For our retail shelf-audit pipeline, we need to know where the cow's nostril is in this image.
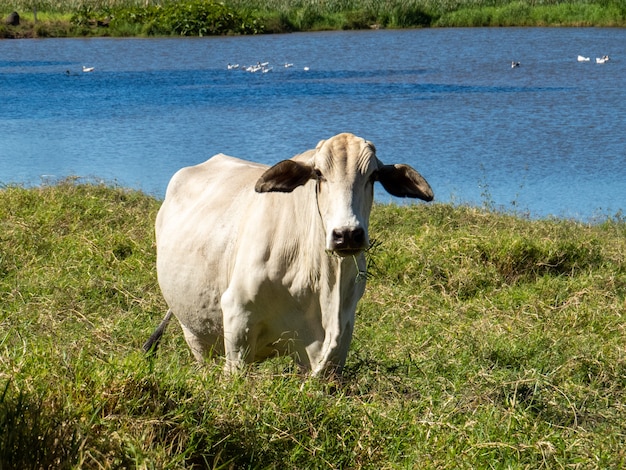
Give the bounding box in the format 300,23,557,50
332,229,346,244
351,227,365,245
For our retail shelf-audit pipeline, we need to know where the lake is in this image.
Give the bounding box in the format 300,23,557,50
1,28,624,220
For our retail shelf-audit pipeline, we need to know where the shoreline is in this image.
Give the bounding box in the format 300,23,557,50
3,22,625,40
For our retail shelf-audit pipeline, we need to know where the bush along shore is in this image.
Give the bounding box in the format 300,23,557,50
2,180,626,468
1,0,626,38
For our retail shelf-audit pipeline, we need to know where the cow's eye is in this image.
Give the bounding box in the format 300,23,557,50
314,169,325,182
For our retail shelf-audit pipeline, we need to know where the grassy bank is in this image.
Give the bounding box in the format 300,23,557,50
1,180,626,468
1,0,625,37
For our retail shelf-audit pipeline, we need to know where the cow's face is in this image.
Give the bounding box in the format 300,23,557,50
311,134,378,256
255,133,434,257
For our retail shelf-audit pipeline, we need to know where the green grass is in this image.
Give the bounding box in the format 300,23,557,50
1,0,625,37
2,180,626,468
434,0,626,26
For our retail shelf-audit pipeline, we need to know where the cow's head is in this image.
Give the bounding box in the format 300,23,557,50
255,133,433,257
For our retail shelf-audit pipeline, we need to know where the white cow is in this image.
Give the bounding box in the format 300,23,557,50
144,133,433,376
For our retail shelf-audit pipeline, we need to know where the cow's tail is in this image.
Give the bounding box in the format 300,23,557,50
142,309,174,356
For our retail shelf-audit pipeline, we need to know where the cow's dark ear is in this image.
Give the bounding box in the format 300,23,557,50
377,164,434,201
255,160,316,193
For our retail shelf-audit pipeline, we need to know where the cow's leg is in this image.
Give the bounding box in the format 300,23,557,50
180,325,222,363
220,289,257,373
222,316,256,374
308,324,353,376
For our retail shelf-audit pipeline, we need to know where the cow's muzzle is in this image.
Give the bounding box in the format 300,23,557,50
330,227,367,257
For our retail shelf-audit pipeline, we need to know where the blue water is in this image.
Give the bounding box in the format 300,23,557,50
1,28,625,220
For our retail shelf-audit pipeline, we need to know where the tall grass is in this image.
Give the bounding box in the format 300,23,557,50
2,180,626,467
224,0,626,29
435,0,626,26
1,0,625,36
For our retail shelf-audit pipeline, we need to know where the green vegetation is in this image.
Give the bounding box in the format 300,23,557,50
2,180,626,468
1,0,625,37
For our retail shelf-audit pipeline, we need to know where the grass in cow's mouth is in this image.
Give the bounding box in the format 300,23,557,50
2,179,625,468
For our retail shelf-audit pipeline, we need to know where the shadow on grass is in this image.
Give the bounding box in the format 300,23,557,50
0,381,81,469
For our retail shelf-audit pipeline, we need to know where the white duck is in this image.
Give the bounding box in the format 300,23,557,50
82,66,95,73
577,55,590,62
596,55,610,64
